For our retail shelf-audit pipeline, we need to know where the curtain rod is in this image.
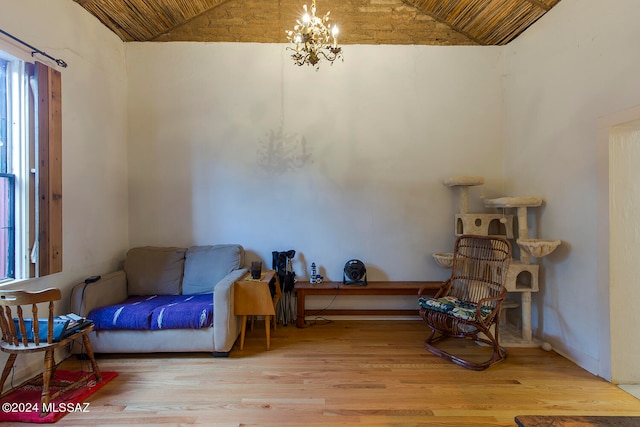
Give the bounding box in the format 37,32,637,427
0,28,67,68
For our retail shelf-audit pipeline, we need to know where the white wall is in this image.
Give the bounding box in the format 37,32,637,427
126,43,504,286
502,0,640,376
0,0,128,384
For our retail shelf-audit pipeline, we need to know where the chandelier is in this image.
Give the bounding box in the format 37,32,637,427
285,0,343,68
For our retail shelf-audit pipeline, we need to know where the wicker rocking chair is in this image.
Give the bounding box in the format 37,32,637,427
419,235,511,370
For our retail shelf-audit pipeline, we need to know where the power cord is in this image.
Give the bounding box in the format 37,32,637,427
298,285,340,328
65,275,100,356
69,275,101,316
304,317,333,327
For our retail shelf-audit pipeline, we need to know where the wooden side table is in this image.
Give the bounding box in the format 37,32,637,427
234,270,282,350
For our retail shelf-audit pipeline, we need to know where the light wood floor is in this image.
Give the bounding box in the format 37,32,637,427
26,320,640,426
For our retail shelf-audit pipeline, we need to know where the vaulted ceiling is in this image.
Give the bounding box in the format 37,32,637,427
73,0,560,46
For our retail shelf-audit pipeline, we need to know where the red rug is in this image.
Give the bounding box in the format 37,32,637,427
0,370,117,423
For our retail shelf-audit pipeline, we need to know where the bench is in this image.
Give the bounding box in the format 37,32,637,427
294,281,442,328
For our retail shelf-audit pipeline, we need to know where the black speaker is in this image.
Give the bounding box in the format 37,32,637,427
343,259,367,286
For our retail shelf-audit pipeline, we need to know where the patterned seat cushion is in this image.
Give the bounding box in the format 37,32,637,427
89,294,214,330
150,294,213,330
89,295,174,330
418,296,493,321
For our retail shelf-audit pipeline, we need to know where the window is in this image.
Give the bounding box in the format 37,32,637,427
0,48,62,283
0,54,29,281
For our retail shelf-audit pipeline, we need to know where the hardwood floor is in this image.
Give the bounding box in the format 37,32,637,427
27,320,640,426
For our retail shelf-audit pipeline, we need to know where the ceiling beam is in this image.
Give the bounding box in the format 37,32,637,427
522,0,552,11
400,0,487,46
147,0,231,41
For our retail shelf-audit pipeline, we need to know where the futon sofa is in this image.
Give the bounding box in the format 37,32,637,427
70,244,247,356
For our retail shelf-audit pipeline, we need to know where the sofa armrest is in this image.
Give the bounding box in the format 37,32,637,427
212,268,248,350
70,271,129,317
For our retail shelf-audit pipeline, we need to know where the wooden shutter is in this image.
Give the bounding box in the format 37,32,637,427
36,62,62,275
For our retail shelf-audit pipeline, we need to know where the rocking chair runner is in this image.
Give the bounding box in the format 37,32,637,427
418,235,512,370
0,288,102,417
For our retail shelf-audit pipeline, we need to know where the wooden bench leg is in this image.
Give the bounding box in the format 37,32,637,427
296,289,306,328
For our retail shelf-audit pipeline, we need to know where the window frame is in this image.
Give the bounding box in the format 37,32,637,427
0,172,15,278
0,44,62,284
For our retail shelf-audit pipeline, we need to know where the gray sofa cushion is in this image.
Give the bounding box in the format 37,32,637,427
182,244,244,295
125,247,187,295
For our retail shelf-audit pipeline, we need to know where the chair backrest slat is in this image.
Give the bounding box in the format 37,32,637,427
18,305,29,346
0,306,20,346
0,288,62,347
32,303,40,346
449,235,511,306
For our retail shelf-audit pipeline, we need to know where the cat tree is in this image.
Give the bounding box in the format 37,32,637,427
433,176,561,347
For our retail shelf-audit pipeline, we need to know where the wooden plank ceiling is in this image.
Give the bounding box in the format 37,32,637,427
73,0,561,45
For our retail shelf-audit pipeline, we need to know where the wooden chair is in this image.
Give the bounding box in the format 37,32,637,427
0,288,102,417
418,235,511,370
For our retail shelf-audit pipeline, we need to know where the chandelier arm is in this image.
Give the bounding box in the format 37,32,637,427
315,50,335,62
